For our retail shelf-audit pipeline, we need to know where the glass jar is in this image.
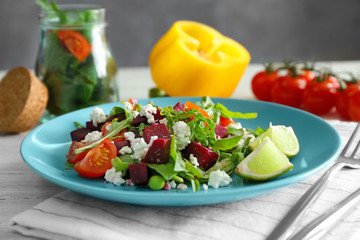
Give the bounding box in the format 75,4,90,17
35,4,118,119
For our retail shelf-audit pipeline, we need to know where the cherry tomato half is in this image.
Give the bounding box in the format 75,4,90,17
336,84,359,120
302,75,340,115
67,141,89,164
251,70,279,101
101,122,128,142
74,138,117,178
57,30,91,62
271,74,307,108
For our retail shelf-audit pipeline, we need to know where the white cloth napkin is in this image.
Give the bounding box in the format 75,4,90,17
9,120,360,240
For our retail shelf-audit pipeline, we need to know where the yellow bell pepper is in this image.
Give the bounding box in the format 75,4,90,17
149,20,251,97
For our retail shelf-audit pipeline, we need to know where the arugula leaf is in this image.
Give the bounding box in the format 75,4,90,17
213,135,242,151
226,127,245,136
206,158,235,176
214,103,257,119
196,96,215,114
184,160,207,180
108,106,126,118
147,162,177,181
112,157,134,176
75,118,131,154
187,113,216,147
191,179,200,192
73,121,84,129
231,150,245,166
170,136,186,172
245,127,267,138
160,106,196,133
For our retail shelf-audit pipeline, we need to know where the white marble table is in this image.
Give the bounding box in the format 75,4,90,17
1,61,360,239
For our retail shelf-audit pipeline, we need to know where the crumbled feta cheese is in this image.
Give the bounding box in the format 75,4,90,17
189,154,199,167
159,118,168,125
124,101,133,111
119,146,132,155
203,184,208,191
124,131,136,141
104,168,125,186
124,132,158,160
90,107,107,127
130,137,149,160
81,131,102,143
173,121,191,150
126,179,134,186
208,170,232,188
139,103,157,124
228,122,242,129
177,183,188,190
169,180,177,189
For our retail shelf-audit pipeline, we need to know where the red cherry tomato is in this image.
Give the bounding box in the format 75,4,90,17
271,74,307,108
349,90,360,121
67,141,89,164
74,138,117,178
336,84,359,120
301,70,316,83
251,70,279,101
302,75,340,115
57,30,91,62
219,116,235,127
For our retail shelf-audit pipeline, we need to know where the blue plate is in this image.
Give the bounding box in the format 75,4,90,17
21,97,341,206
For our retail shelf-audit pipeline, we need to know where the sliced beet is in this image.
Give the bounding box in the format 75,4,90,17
153,108,165,121
130,115,147,127
173,102,185,111
142,123,170,144
144,138,171,164
128,163,149,185
86,121,104,131
185,141,219,169
215,124,228,138
107,113,126,122
114,140,131,153
70,128,92,142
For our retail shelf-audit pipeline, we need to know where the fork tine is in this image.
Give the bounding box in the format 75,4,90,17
341,121,360,157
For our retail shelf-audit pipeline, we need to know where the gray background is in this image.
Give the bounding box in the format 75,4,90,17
0,0,360,70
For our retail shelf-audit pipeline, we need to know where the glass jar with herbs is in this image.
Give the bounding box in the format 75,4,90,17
35,1,118,119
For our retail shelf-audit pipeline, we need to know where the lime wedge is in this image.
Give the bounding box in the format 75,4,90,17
249,125,299,157
235,137,293,181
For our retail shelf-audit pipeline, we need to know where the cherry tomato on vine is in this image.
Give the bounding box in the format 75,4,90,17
271,74,307,108
335,84,359,120
349,90,360,121
251,68,279,101
300,69,316,83
302,75,340,115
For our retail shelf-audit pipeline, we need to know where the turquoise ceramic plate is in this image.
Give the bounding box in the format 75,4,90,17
21,97,341,206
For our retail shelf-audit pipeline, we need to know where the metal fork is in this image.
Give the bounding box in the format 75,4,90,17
266,121,360,240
